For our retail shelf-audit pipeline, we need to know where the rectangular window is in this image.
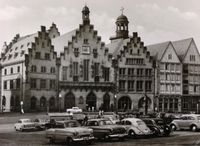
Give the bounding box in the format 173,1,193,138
137,69,143,76
174,99,178,110
10,68,13,74
17,66,20,72
158,98,163,111
128,68,134,76
168,54,172,60
50,67,55,74
145,81,152,91
84,39,88,44
50,80,56,89
16,78,20,88
190,55,195,61
145,69,152,76
136,80,143,91
41,66,46,73
103,67,110,81
4,69,7,75
119,68,126,75
128,81,134,91
35,52,41,59
40,79,46,89
10,80,14,89
94,63,99,76
45,53,50,60
4,81,7,89
119,80,126,91
83,60,89,81
30,79,37,89
62,66,68,80
73,62,78,75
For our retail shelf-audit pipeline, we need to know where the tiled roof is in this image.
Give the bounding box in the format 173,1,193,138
147,38,193,61
172,38,193,61
106,38,130,57
52,29,77,56
147,41,170,60
2,33,37,65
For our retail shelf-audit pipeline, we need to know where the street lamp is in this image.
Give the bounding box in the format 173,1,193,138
59,93,62,112
20,101,24,114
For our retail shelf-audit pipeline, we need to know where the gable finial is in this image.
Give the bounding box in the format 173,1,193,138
120,7,124,15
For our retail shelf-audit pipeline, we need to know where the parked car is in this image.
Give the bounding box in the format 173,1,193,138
66,107,82,113
170,114,200,132
142,118,171,136
14,119,36,132
84,118,127,141
45,113,73,129
34,118,48,130
119,118,152,138
46,120,94,145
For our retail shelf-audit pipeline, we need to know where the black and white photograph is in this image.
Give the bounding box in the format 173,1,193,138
1,0,200,145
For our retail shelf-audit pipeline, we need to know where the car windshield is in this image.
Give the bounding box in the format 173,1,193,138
64,121,79,127
143,120,153,125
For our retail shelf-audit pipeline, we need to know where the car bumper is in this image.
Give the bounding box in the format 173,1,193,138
73,136,95,142
108,133,127,138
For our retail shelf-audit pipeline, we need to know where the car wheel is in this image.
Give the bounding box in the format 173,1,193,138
170,124,176,131
66,137,73,146
49,137,55,144
128,130,136,138
191,125,197,132
14,127,18,131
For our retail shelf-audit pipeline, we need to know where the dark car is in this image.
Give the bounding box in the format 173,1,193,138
84,118,127,141
142,118,171,137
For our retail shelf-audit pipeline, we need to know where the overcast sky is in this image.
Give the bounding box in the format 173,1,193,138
1,0,200,51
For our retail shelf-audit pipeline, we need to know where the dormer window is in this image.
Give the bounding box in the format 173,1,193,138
190,55,195,61
168,54,172,60
21,45,24,48
8,54,12,59
14,52,18,58
15,47,18,50
21,50,25,56
27,42,30,47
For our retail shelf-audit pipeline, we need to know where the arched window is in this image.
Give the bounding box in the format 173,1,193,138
49,97,55,111
30,96,37,110
103,93,110,111
2,96,6,106
86,92,97,110
31,65,37,72
10,96,14,107
118,96,132,111
40,97,46,107
65,92,75,109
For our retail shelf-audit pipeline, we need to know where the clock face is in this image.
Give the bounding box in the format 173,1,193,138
82,46,90,54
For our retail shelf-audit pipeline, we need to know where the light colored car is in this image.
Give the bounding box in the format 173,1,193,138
66,107,82,113
170,114,200,132
14,119,36,132
46,120,94,145
119,118,152,138
85,118,127,141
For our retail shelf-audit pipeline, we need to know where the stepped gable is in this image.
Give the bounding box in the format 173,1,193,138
171,38,193,61
1,33,37,65
107,32,152,62
147,41,170,61
1,25,57,65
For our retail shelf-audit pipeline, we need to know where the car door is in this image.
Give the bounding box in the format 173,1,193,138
177,116,187,129
183,116,194,129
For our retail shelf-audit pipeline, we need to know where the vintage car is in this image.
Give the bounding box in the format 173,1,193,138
66,107,83,113
34,118,48,130
142,118,171,136
170,114,200,132
119,118,152,138
14,118,36,132
46,120,94,145
84,118,127,141
45,113,73,129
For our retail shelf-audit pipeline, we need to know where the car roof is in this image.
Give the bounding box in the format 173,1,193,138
19,118,31,121
56,120,78,123
88,118,107,122
181,114,200,117
122,118,142,122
